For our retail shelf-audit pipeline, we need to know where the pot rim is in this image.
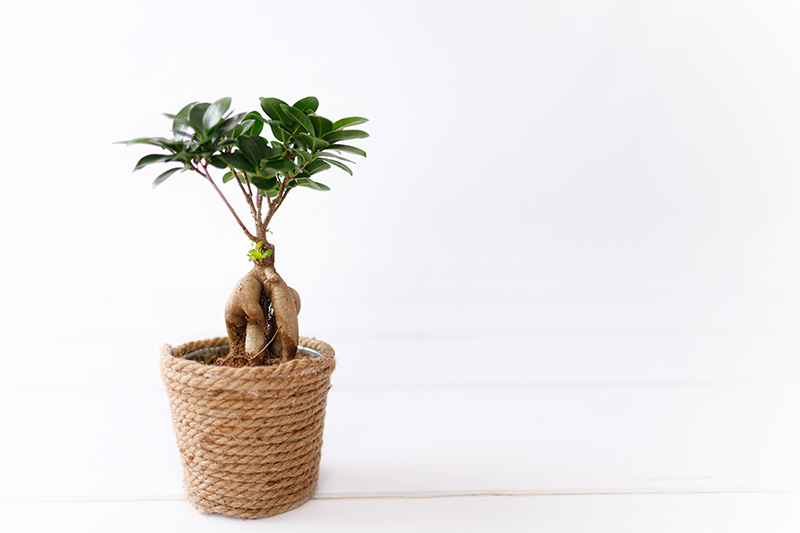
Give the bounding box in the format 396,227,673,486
161,336,335,382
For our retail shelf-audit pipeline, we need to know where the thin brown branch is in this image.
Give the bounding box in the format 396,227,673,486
196,161,257,241
261,151,317,228
263,181,285,228
232,168,251,201
263,182,273,210
231,168,259,226
264,184,293,228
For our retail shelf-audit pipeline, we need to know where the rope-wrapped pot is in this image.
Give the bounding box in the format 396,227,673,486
160,336,335,519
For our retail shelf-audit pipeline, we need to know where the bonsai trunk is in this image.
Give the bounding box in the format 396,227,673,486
217,246,302,367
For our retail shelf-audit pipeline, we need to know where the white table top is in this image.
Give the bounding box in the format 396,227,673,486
2,321,798,532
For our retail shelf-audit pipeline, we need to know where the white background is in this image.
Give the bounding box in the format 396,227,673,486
1,0,799,531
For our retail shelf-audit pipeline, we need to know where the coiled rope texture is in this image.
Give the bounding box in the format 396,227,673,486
160,336,335,519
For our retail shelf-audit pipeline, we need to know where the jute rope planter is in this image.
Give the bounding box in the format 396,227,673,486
160,336,335,519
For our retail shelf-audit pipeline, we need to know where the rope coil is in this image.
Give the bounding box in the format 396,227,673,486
160,336,335,519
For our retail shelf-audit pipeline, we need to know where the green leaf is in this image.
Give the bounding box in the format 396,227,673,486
223,170,252,183
263,145,285,160
234,119,254,138
298,133,329,152
238,135,272,166
323,129,369,142
164,113,192,127
170,129,194,141
134,154,172,171
320,158,353,175
292,134,310,152
254,136,271,157
305,159,331,175
250,176,279,191
293,96,319,113
117,137,169,147
246,110,267,123
290,177,330,191
280,104,314,135
308,115,333,137
217,112,247,136
208,155,228,169
257,166,277,177
152,167,181,188
189,103,210,133
319,151,355,163
203,97,231,131
218,152,256,173
331,116,368,130
172,102,197,139
326,143,367,157
243,111,264,136
268,121,289,143
238,135,262,164
294,149,312,164
262,159,295,174
260,97,290,121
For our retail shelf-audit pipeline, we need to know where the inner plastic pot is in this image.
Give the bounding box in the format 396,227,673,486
183,344,325,364
160,336,335,519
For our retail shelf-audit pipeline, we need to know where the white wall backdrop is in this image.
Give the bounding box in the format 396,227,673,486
1,0,799,389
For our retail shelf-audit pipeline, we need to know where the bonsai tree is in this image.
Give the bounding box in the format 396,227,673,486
122,96,368,367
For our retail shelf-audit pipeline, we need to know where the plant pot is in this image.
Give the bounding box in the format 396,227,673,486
160,336,336,519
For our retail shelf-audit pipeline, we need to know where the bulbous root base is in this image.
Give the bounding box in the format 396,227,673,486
214,264,301,367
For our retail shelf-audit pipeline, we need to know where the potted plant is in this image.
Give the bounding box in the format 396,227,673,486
121,96,368,518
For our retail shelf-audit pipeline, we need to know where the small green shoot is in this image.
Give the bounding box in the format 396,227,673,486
247,241,273,262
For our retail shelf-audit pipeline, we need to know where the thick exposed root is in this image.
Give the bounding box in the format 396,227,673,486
214,264,300,367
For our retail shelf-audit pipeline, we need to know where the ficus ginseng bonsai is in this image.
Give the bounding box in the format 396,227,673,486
123,96,368,367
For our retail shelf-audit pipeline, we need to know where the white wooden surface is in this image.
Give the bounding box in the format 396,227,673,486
2,310,798,532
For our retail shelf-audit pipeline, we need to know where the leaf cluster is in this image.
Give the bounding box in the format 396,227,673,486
121,96,368,196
